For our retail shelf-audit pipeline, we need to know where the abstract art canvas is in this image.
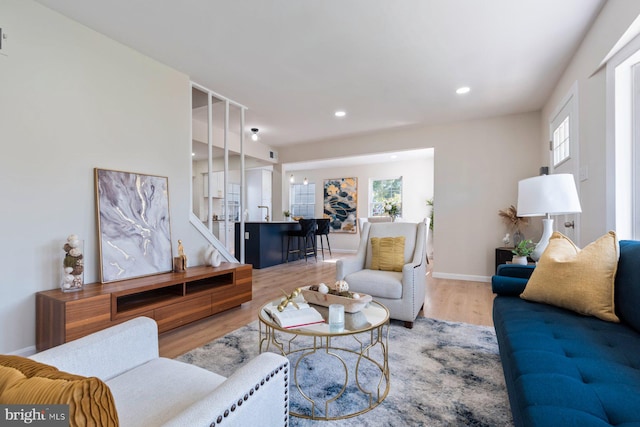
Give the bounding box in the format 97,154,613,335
95,168,173,283
324,177,357,233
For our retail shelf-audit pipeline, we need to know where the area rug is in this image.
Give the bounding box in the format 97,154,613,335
177,317,513,427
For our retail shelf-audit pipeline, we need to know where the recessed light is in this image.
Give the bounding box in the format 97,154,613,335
456,86,471,95
334,111,346,117
192,152,195,156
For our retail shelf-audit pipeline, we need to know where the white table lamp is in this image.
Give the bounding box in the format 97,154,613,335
517,174,582,261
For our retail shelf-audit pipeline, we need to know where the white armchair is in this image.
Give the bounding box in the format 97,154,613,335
337,219,428,328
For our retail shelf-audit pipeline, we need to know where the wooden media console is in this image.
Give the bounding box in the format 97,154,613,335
36,263,252,351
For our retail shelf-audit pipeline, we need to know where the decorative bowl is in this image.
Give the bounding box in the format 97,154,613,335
300,286,372,313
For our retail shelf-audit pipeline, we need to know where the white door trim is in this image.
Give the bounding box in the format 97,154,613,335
549,81,580,245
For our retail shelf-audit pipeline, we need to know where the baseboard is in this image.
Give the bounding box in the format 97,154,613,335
320,248,357,254
431,272,491,283
8,345,36,356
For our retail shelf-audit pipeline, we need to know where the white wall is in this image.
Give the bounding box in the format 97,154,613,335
0,0,208,353
541,1,640,245
279,112,542,281
282,155,435,252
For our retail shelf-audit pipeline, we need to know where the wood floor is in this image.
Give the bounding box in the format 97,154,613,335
158,255,496,358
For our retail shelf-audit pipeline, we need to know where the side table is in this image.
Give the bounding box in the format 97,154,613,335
495,247,534,273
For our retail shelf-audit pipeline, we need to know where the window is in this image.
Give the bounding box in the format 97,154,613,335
369,177,402,217
552,116,570,167
290,183,316,218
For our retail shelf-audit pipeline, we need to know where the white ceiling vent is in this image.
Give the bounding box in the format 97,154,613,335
269,150,278,161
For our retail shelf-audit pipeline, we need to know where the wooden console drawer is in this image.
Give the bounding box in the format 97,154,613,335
210,282,252,314
154,294,213,333
65,295,111,341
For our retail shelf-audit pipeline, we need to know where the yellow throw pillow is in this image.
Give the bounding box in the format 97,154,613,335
0,355,119,427
371,236,405,272
520,231,619,322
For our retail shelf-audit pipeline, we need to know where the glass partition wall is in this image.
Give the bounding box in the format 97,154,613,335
191,83,247,262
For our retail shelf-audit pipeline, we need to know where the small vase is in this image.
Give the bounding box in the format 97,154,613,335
61,237,84,292
512,230,524,248
512,255,528,265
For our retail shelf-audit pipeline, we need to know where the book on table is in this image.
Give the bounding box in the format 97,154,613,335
263,302,325,328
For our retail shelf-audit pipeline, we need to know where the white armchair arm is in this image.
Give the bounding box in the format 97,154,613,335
402,255,426,288
406,220,426,270
31,317,159,381
336,256,364,280
162,352,289,427
337,223,370,280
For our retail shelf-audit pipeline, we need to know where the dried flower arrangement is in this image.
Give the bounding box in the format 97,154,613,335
498,205,528,230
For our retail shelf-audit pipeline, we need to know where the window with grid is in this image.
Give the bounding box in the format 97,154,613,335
369,177,402,216
290,183,316,218
552,116,570,167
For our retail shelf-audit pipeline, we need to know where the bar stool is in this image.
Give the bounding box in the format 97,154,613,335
315,218,332,259
286,218,317,262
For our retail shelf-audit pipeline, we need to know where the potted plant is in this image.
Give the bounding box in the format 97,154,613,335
511,239,535,265
283,210,291,221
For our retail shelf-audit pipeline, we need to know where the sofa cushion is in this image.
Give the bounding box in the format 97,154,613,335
521,231,619,322
106,357,225,427
0,355,118,426
345,269,403,299
370,236,405,272
493,296,640,426
615,240,640,333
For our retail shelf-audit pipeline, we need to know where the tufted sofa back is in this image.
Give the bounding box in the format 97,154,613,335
615,240,640,333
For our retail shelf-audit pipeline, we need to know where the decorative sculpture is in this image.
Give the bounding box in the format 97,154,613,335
277,288,302,312
174,239,187,272
205,245,222,267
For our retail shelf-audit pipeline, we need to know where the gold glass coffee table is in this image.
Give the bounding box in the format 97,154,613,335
258,299,390,420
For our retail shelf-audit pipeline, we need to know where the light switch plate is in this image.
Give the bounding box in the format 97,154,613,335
579,165,589,181
244,232,250,240
0,27,7,57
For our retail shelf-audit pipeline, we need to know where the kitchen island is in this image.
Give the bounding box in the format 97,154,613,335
234,221,302,269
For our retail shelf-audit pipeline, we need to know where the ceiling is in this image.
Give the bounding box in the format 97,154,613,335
286,147,433,171
35,0,604,148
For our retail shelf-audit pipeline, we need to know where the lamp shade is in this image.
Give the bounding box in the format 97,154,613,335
517,174,582,217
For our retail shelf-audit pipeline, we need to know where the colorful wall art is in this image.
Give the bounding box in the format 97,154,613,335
323,177,357,233
95,168,173,282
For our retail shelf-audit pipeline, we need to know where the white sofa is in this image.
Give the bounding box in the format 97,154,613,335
30,317,289,427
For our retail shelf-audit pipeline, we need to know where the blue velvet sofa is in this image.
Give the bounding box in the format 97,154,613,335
492,240,640,427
